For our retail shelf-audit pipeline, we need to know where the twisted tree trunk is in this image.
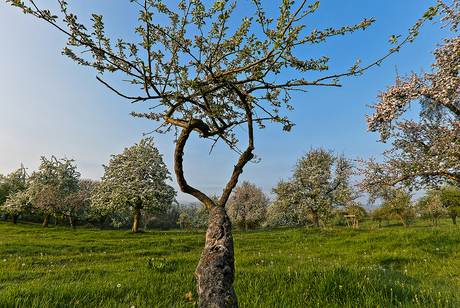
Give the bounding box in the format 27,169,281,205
173,116,254,307
195,206,237,308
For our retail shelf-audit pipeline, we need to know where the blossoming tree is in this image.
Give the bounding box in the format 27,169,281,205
91,137,176,233
7,0,438,306
272,148,356,228
226,181,269,230
27,156,81,227
358,1,460,196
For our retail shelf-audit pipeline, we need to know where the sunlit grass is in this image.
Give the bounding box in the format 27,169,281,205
0,220,459,307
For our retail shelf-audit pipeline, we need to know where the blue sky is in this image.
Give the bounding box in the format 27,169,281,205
0,0,449,204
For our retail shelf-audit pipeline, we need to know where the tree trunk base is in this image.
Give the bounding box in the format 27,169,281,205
43,214,51,228
195,206,237,308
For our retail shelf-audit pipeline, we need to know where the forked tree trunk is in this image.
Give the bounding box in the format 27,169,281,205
43,213,51,228
173,118,254,308
195,206,237,308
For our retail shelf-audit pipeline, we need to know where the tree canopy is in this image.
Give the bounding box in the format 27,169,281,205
272,148,355,228
27,156,80,227
6,0,440,306
358,0,460,192
91,137,176,232
226,181,268,230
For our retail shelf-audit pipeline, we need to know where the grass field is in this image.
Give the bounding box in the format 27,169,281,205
0,219,459,307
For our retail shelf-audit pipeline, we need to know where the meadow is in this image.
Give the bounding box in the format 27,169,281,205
0,219,459,307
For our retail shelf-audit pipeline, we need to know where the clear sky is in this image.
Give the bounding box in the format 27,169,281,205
0,0,449,205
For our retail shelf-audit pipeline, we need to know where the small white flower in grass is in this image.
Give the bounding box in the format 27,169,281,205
117,284,121,288
22,263,25,266
436,248,439,251
3,259,6,262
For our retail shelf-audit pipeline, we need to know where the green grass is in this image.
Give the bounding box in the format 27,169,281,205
0,220,459,307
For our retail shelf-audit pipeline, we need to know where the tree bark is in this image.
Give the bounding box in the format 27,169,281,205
132,206,141,233
43,213,51,228
69,215,77,229
397,212,408,228
312,213,319,228
195,206,237,308
453,216,457,226
99,215,106,230
172,96,254,307
12,214,18,224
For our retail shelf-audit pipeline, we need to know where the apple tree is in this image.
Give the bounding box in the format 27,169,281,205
272,148,355,227
6,0,438,305
226,181,268,230
91,137,176,233
27,156,80,227
358,1,460,197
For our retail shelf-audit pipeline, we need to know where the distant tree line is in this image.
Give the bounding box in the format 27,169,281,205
0,137,176,232
3,144,458,231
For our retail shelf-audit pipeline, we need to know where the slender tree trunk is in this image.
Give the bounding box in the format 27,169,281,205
378,219,382,228
132,206,141,233
312,213,319,228
195,206,237,308
69,215,77,229
453,216,457,226
12,214,18,224
43,213,51,228
99,215,106,230
397,212,408,228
